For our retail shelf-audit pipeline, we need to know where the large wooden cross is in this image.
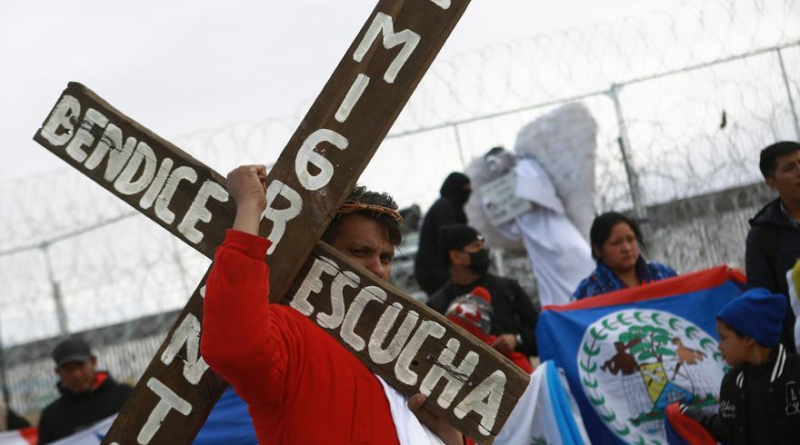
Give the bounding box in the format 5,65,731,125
32,1,529,443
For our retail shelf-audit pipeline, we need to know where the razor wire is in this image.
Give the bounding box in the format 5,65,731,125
0,0,798,415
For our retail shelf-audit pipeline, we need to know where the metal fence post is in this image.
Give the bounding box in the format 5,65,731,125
0,321,9,407
42,244,69,337
777,48,800,141
452,124,467,169
609,84,647,219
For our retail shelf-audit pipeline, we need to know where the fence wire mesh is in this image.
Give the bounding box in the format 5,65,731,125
1,0,798,417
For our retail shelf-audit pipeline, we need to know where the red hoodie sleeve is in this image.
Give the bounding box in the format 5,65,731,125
201,229,299,409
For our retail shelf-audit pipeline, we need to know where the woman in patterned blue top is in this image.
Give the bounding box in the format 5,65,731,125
572,212,677,300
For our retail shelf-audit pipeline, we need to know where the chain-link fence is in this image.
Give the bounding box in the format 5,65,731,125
1,0,798,417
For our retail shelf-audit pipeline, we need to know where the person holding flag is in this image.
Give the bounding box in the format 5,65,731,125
572,212,676,300
671,288,800,444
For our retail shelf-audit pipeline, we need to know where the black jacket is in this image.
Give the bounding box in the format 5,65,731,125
746,198,799,352
6,409,29,431
37,372,132,445
427,274,539,356
414,173,471,295
685,344,800,445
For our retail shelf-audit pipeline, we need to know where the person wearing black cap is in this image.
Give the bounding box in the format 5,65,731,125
414,172,472,296
37,338,132,445
745,141,800,353
672,288,800,445
427,224,539,357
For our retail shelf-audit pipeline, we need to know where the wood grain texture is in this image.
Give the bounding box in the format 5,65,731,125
33,82,232,259
285,243,530,441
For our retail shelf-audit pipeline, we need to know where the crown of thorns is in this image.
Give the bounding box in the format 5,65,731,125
337,200,404,226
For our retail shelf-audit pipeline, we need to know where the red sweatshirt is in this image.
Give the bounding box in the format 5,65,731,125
201,230,402,444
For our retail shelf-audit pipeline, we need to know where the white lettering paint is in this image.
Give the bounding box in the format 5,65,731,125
317,270,359,330
335,74,371,123
40,95,80,146
160,314,209,385
428,0,451,9
453,370,507,436
420,338,479,409
177,180,229,244
138,378,192,444
341,286,387,351
140,158,173,210
65,108,109,162
84,123,137,182
155,166,198,224
354,13,421,84
262,180,303,255
369,302,419,365
395,320,446,386
114,142,157,195
289,256,339,316
295,129,348,191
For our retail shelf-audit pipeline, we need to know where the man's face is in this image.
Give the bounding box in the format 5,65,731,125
56,356,97,394
716,321,750,366
451,239,485,267
330,213,394,280
767,151,800,203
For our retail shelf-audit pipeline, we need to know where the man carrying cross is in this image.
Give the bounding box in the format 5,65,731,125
201,164,474,445
34,2,530,443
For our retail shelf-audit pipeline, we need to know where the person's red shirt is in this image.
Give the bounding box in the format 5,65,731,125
201,230,475,445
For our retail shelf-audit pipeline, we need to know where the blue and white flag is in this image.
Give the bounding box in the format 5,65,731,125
48,387,257,445
494,361,589,445
537,266,745,445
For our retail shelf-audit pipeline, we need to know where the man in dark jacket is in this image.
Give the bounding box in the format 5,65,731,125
675,288,800,445
415,172,471,296
37,338,132,445
745,141,800,353
427,225,539,357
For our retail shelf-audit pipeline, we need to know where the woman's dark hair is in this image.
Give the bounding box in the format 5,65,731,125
322,185,403,246
589,211,645,259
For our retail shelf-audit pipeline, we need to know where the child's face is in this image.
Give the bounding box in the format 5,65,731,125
717,320,750,366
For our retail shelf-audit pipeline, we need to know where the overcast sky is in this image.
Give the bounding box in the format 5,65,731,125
1,0,671,184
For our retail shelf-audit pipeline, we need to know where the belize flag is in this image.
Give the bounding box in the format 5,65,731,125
537,266,745,445
39,387,257,445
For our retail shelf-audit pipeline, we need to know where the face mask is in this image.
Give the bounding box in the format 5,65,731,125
467,248,491,275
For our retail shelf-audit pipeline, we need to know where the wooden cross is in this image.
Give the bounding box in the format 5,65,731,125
32,1,529,443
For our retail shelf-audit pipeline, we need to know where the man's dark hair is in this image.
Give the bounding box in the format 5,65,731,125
589,211,645,259
759,141,800,178
322,185,403,246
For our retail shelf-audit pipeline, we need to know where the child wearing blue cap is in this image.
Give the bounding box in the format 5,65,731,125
674,288,800,444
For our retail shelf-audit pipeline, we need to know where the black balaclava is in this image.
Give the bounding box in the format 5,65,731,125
439,172,471,222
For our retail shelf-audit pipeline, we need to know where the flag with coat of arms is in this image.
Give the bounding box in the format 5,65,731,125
537,266,745,445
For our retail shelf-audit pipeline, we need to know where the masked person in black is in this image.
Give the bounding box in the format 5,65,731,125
415,172,472,296
427,225,539,357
